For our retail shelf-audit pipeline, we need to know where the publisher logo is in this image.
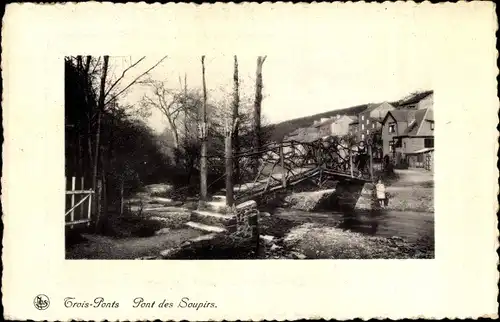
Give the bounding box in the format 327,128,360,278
34,294,50,310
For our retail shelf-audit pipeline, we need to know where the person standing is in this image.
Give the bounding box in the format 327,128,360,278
375,178,386,208
357,141,368,177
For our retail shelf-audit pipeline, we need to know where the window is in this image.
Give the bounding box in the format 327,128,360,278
430,122,434,130
361,124,365,130
389,141,395,152
367,119,370,125
388,122,396,134
372,123,375,129
361,134,365,140
367,130,370,135
424,138,434,148
403,142,406,150
361,115,365,121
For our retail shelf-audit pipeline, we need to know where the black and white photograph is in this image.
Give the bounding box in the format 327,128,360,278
65,55,435,260
3,3,497,321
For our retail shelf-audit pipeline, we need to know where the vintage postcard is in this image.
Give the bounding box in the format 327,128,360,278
2,2,498,321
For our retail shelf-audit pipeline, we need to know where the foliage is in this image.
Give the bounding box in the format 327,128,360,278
65,56,174,204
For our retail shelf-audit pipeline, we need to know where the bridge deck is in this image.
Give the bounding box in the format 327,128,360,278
232,165,372,201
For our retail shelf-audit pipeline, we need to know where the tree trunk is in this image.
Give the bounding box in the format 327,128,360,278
232,55,240,183
184,73,188,139
84,56,91,76
97,159,108,233
200,56,208,202
253,56,266,175
76,56,83,72
93,55,109,230
225,130,234,207
119,179,124,216
165,116,180,164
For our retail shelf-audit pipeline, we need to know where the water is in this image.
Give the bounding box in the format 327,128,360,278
272,208,434,244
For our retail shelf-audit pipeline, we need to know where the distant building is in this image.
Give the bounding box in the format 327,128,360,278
356,102,395,142
312,115,357,138
284,127,320,143
381,107,434,170
348,118,359,137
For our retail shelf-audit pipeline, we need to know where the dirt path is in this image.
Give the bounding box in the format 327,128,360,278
66,228,204,259
382,169,434,212
393,169,433,186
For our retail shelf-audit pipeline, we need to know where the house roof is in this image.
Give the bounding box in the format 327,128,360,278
284,131,319,143
383,110,412,123
407,147,434,154
313,115,358,128
313,118,336,128
397,90,433,107
348,115,359,125
363,103,380,113
288,127,318,136
403,109,427,136
425,108,434,121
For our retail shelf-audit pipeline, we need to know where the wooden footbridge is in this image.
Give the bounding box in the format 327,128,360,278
65,135,377,227
227,138,376,202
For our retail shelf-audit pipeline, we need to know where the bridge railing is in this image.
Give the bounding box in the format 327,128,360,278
231,137,375,201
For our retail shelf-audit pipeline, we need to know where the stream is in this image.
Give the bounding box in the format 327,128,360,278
270,208,434,244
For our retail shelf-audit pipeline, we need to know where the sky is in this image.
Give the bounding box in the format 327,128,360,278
108,22,433,133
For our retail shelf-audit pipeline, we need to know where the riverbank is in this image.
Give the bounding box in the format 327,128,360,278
356,168,434,212
258,208,434,259
278,222,433,259
66,208,434,259
385,169,434,212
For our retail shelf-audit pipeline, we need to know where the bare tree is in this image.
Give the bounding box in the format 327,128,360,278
253,55,266,173
200,56,208,201
66,55,169,234
103,56,168,107
140,78,184,150
232,55,240,182
93,55,109,231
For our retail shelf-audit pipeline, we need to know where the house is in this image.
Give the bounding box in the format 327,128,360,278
348,118,359,136
381,107,434,169
356,102,395,142
331,115,358,136
283,126,320,157
396,90,434,110
312,117,336,138
284,126,320,142
406,147,434,171
312,115,358,138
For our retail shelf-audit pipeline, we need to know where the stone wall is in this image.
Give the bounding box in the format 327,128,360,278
284,188,337,211
227,200,260,244
354,183,376,210
153,200,260,259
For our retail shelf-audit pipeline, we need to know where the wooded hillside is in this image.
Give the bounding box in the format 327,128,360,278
266,103,370,142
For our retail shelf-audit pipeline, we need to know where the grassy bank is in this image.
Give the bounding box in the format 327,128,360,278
65,210,200,259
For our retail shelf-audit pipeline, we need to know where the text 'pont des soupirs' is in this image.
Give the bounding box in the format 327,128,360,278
63,297,217,310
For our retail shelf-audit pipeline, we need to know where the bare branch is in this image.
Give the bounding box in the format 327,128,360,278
104,55,168,107
104,56,146,98
90,57,102,75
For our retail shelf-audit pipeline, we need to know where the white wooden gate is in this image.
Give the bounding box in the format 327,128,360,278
65,176,94,227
